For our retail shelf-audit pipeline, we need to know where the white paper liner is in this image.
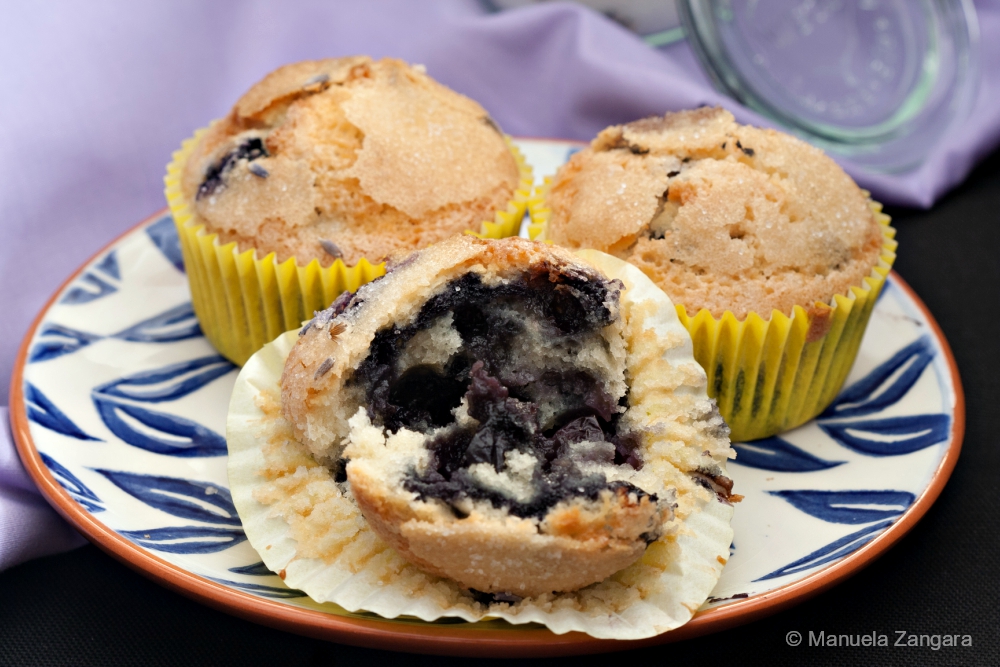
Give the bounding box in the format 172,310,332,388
227,251,734,640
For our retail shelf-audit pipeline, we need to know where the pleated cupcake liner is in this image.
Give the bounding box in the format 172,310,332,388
531,179,897,441
164,127,533,366
225,250,734,639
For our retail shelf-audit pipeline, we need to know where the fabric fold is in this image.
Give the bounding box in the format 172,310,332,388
0,408,86,572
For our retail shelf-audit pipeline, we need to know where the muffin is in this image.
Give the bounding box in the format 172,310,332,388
165,56,532,365
226,236,736,638
533,108,896,441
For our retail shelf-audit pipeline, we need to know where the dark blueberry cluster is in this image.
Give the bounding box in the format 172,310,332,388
346,266,650,519
405,363,650,519
351,267,619,433
197,137,269,200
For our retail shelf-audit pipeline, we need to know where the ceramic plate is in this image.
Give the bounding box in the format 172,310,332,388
10,139,964,657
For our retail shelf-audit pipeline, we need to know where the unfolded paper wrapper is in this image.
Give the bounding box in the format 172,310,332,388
226,250,734,640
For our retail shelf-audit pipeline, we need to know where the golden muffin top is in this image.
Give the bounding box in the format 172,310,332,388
545,107,884,319
180,57,520,266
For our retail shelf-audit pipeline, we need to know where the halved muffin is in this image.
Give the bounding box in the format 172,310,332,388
279,236,735,595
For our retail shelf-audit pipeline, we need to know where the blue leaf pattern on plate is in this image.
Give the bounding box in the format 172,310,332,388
754,520,894,581
91,356,232,456
145,214,185,273
96,470,240,525
120,526,246,554
207,577,306,598
29,324,103,362
93,399,228,457
25,383,100,441
60,251,120,304
819,414,950,456
29,303,202,364
821,336,935,420
769,490,915,524
734,333,943,576
40,453,104,513
731,437,844,472
228,562,274,576
94,356,233,403
60,272,118,304
111,302,201,343
94,250,120,280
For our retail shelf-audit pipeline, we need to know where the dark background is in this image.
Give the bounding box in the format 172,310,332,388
2,148,998,666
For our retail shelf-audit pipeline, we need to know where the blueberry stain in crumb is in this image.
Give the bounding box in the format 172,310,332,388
197,137,269,199
735,139,755,157
470,589,523,605
346,266,652,520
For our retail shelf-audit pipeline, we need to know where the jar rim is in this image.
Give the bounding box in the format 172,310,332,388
678,0,980,172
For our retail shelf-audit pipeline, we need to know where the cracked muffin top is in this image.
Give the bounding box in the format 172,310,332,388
179,57,521,266
545,107,883,320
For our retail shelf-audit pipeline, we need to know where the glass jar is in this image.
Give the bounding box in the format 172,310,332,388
677,0,980,172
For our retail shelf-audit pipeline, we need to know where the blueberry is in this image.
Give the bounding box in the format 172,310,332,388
197,137,269,199
347,263,649,519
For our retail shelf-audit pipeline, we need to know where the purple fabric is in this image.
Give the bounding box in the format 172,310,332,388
2,0,999,571
0,408,86,570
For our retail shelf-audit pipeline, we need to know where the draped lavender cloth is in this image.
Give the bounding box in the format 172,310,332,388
2,0,999,572
0,408,86,568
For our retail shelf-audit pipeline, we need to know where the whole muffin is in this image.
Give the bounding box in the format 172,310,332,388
537,108,896,440
165,57,531,365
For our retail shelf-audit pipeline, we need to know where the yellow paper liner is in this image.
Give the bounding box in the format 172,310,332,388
164,127,533,366
531,179,897,441
526,176,554,241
